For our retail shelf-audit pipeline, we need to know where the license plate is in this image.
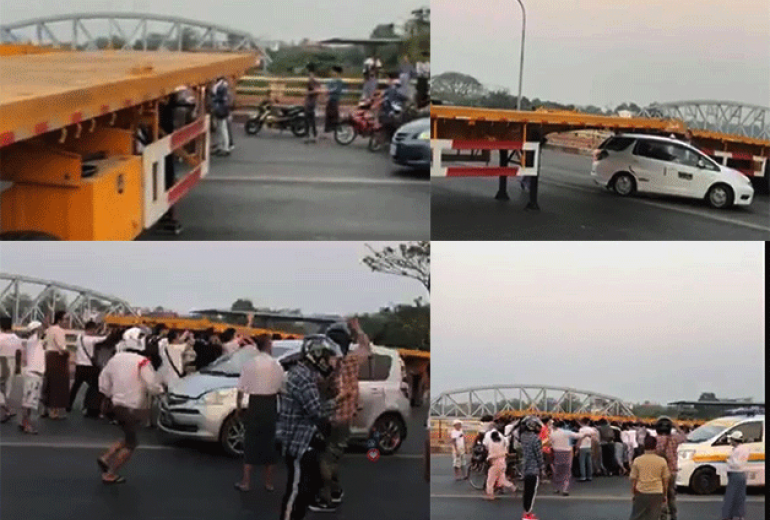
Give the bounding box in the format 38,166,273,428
390,143,397,156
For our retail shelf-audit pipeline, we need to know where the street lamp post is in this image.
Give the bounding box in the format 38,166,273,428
515,0,526,110
496,0,527,200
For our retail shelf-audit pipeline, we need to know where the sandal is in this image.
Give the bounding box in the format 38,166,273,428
102,475,126,485
234,482,250,492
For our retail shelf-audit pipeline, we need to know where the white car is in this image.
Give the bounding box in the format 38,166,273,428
677,413,765,494
158,340,411,456
591,134,754,208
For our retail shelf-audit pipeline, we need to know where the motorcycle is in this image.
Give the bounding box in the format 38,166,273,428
244,99,308,137
334,98,381,145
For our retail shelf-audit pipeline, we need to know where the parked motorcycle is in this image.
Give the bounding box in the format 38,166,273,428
334,98,381,145
244,100,308,137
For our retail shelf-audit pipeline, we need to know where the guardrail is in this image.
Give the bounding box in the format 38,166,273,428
235,75,418,109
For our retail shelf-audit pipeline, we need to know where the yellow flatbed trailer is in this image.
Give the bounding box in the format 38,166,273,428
431,105,770,206
0,50,255,239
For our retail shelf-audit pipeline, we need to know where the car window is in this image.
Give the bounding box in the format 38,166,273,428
359,354,393,381
714,421,763,445
600,136,635,152
687,423,729,443
668,144,702,167
200,347,256,375
634,140,677,162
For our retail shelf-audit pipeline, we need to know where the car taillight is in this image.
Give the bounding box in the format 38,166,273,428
593,149,608,161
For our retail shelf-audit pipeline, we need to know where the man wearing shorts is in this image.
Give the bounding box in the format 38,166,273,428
97,348,162,484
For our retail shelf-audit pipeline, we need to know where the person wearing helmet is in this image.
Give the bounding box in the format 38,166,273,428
313,318,371,512
654,416,686,520
520,416,545,520
277,334,340,519
721,430,749,520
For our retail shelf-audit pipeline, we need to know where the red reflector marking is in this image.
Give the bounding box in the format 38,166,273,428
167,166,202,205
452,140,523,150
730,151,753,161
445,166,521,177
170,119,206,150
34,122,49,135
0,132,16,147
71,112,83,124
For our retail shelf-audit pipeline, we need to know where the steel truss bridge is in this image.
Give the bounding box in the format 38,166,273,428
0,273,137,328
0,12,267,56
639,101,770,140
431,385,635,419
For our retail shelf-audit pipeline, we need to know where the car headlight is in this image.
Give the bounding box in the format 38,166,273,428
418,130,429,140
678,449,695,460
199,389,232,406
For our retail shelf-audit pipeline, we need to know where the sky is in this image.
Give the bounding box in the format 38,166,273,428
0,0,424,42
431,242,765,405
432,0,770,108
0,242,427,315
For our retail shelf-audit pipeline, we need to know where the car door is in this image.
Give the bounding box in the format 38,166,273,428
630,139,672,194
666,144,719,197
350,353,392,438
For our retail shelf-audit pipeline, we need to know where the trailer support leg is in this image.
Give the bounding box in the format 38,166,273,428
495,150,510,201
525,143,541,211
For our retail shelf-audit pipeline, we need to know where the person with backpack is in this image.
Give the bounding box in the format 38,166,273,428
211,77,234,155
67,321,106,417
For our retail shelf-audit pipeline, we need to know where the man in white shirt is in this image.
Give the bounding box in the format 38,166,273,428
235,334,285,492
0,317,24,422
722,430,750,520
450,420,466,480
98,350,162,484
551,420,590,495
577,419,598,481
20,321,45,433
67,321,105,416
483,429,516,498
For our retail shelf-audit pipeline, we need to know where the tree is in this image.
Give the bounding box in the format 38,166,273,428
363,242,430,292
430,72,485,104
698,392,717,401
370,24,398,39
231,299,256,312
356,300,429,350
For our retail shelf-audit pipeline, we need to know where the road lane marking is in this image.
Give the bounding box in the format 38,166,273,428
430,493,764,503
540,178,770,233
0,441,422,458
203,176,428,187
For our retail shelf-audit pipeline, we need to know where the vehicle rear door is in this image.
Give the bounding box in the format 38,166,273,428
351,353,393,438
630,139,675,194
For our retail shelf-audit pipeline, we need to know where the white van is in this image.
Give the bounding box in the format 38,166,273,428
677,414,765,494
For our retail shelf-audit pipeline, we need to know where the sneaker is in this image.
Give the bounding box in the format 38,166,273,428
330,490,344,504
308,501,337,513
562,491,569,496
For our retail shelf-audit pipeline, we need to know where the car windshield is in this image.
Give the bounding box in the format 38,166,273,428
200,345,293,376
687,423,730,443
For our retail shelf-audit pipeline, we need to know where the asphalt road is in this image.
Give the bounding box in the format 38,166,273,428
431,148,770,240
0,404,429,520
140,128,430,241
430,455,765,520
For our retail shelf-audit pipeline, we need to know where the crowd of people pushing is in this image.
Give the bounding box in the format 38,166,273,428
0,313,376,520
449,413,751,520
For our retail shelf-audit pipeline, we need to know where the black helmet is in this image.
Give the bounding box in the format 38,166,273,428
523,416,543,433
325,322,353,356
301,335,341,376
655,416,674,435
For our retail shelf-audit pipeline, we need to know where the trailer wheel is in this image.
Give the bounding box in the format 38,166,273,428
0,231,60,240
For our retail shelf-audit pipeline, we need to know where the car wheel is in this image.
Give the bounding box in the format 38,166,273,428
706,183,734,209
612,173,636,196
334,122,357,145
372,414,406,455
220,413,245,457
690,466,720,495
